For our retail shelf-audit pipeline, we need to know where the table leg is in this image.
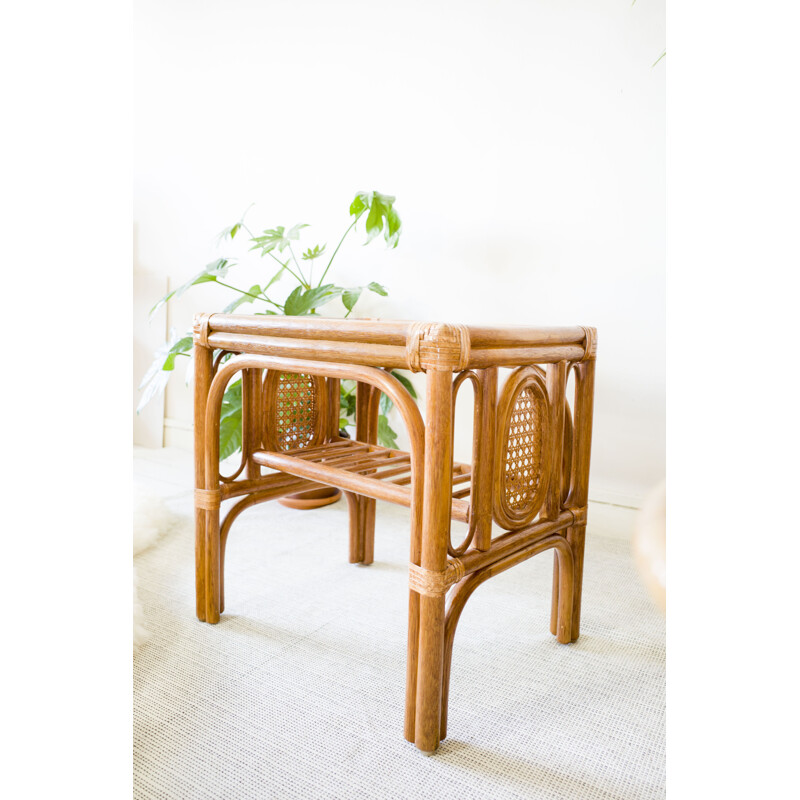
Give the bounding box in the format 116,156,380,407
413,368,453,752
194,343,213,622
569,358,595,641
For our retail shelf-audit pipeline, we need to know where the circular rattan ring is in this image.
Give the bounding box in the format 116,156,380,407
492,367,553,530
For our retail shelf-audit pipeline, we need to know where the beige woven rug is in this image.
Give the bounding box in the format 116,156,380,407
134,494,665,800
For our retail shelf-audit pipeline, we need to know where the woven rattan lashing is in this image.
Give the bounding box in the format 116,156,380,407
263,371,326,452
493,367,553,530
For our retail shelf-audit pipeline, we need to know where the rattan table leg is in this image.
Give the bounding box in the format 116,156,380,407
194,343,213,623
568,358,595,641
413,368,453,752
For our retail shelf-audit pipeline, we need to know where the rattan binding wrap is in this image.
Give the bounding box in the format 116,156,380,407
408,560,466,596
193,312,213,347
195,488,222,510
579,326,597,361
406,322,470,372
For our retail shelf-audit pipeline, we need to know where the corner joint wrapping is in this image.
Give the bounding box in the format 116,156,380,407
408,559,466,596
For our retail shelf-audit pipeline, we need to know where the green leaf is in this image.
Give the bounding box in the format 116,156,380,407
367,281,388,296
264,262,287,291
222,284,262,314
301,244,327,261
250,223,308,255
220,379,242,417
218,379,244,458
216,222,241,242
162,335,194,370
342,288,362,312
137,329,187,412
282,286,304,316
350,193,369,217
378,415,398,449
216,204,254,243
339,381,357,418
215,222,239,242
379,393,392,415
284,284,344,316
360,191,402,248
149,258,233,318
287,223,309,239
218,410,242,460
390,369,418,399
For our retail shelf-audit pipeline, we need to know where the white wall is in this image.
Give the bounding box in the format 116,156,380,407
134,0,665,507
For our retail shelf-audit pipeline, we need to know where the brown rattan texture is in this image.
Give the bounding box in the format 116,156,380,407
192,316,597,754
275,372,318,451
502,385,545,511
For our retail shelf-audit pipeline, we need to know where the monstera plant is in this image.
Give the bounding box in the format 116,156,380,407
139,190,416,460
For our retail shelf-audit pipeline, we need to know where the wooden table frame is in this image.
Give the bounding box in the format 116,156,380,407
193,314,596,753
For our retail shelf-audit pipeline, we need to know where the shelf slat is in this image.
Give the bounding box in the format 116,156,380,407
251,439,471,522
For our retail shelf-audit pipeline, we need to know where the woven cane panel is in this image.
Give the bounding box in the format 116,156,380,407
274,373,319,451
493,369,552,530
503,386,544,511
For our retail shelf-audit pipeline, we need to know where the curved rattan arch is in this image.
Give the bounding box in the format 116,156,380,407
564,362,589,509
205,354,426,569
492,366,553,530
562,394,574,506
449,370,484,557
217,478,319,611
439,533,575,739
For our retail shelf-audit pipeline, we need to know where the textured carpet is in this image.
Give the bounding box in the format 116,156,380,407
134,494,665,800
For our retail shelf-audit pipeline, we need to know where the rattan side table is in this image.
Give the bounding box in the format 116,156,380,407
193,315,596,753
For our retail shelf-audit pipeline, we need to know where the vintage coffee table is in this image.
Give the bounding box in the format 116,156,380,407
193,314,596,752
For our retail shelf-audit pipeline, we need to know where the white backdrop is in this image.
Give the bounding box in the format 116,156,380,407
133,0,665,506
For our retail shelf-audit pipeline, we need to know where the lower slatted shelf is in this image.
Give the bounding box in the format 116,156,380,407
251,438,472,522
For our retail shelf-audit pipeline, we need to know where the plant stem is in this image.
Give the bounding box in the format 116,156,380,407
215,280,264,300
317,210,364,287
260,295,284,311
242,222,309,287
286,242,308,287
264,248,308,288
